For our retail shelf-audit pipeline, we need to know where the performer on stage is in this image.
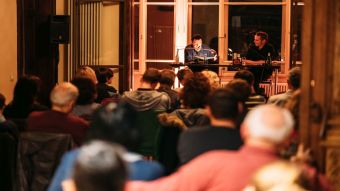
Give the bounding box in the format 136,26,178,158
184,34,217,63
243,31,278,94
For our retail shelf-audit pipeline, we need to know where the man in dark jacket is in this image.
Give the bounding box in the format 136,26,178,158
177,88,243,164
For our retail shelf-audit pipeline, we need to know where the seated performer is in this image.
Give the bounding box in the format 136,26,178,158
184,34,217,64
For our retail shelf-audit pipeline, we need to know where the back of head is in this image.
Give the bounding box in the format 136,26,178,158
96,67,113,84
142,68,161,84
13,75,40,105
0,93,5,110
177,68,193,83
50,82,79,107
71,77,97,105
76,66,98,84
256,31,269,41
234,70,255,85
288,67,301,90
207,88,239,121
159,69,176,86
225,79,251,103
181,72,211,108
73,140,127,191
243,105,294,144
201,70,220,90
87,102,140,151
248,160,310,191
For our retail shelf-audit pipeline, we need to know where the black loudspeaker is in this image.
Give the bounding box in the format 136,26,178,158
49,15,70,44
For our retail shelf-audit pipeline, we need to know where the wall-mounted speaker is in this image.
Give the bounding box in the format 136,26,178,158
49,15,70,44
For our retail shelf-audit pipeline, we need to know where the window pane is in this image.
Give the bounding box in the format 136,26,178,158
189,0,218,2
227,5,282,59
226,0,285,2
190,5,219,52
147,5,174,60
147,0,174,2
291,1,303,62
133,5,139,59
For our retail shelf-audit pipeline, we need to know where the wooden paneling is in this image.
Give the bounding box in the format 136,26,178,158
301,0,340,189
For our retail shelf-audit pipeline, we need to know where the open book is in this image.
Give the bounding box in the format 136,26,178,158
194,56,216,61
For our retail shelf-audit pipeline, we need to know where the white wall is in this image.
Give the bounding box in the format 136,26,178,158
0,0,17,103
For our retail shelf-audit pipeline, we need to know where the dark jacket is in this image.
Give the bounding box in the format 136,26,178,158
171,108,210,127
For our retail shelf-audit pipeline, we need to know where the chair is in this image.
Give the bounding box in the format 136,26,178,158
0,132,17,191
16,132,74,191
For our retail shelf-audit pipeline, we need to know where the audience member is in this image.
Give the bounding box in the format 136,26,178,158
0,93,7,123
174,68,193,93
122,68,170,112
0,93,18,191
95,67,118,103
126,105,294,191
27,82,89,146
224,79,252,127
268,67,301,107
4,75,48,119
157,69,180,111
234,70,266,110
201,70,220,91
0,93,18,136
48,102,164,191
281,89,301,158
71,77,100,120
160,72,211,128
62,141,127,191
75,66,98,84
177,88,243,164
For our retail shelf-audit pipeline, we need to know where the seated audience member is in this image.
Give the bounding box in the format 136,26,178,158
174,68,193,93
62,141,127,191
281,89,301,158
157,69,180,111
0,93,18,191
95,67,118,103
243,160,311,191
48,102,164,191
4,75,48,120
27,82,89,146
160,72,211,128
0,93,18,136
0,93,5,123
122,68,170,112
268,67,301,107
234,70,266,110
201,70,220,91
224,79,252,127
177,88,243,164
75,66,98,84
126,105,294,191
71,77,100,120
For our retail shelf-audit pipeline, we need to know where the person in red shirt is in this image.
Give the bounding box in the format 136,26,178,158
127,104,294,191
27,82,89,146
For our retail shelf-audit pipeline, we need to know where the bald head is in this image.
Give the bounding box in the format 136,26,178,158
243,105,294,144
50,82,79,108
